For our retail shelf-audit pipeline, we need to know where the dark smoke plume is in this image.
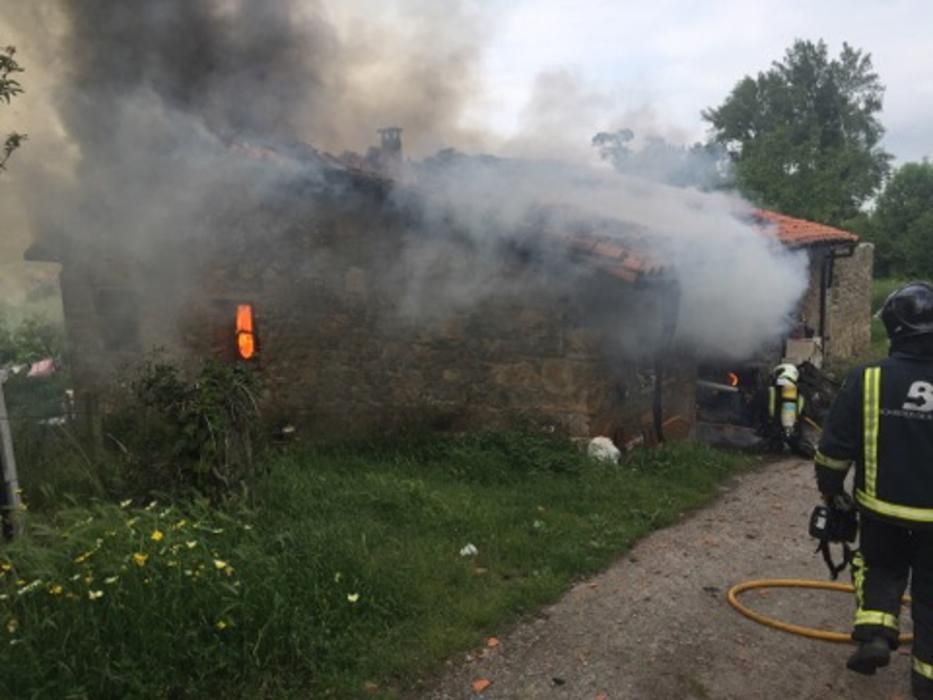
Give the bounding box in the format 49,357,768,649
60,0,334,148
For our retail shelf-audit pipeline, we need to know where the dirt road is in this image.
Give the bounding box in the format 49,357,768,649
415,459,914,699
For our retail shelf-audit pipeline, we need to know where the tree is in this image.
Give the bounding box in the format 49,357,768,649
703,39,891,225
0,45,26,171
867,160,933,277
592,129,732,190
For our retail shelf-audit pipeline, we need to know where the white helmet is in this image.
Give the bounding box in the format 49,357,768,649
773,363,799,387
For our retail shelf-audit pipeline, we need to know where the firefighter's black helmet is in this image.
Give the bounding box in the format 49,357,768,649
880,281,933,340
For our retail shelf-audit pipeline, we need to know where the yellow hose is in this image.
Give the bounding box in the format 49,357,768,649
727,578,913,644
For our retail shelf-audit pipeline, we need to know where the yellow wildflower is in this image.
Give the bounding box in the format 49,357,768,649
223,566,234,577
150,529,164,542
132,553,148,567
215,619,228,631
83,575,94,585
213,559,228,570
119,499,132,508
186,540,197,549
0,562,11,573
126,517,139,528
347,593,360,604
17,580,42,596
104,576,119,585
6,618,17,634
73,551,92,564
88,590,104,601
145,501,158,511
48,584,64,596
172,519,188,530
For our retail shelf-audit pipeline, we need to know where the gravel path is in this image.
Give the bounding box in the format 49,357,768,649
413,459,913,700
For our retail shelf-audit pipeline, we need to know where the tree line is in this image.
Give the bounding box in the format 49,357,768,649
595,39,932,280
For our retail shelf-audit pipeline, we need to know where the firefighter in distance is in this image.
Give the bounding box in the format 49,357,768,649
815,281,933,698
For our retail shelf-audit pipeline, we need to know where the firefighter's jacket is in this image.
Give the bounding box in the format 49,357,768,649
816,351,933,527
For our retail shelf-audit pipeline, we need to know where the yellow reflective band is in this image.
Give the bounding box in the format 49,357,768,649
863,367,881,496
854,609,899,630
915,657,933,680
815,450,852,471
852,552,866,610
768,387,776,418
856,489,933,523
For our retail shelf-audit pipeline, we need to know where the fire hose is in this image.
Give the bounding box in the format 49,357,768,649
726,578,913,644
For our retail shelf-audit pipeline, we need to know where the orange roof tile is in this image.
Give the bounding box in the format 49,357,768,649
562,231,667,282
755,209,859,247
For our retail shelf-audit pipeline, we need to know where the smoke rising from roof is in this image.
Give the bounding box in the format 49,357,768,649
2,0,809,362
404,153,809,359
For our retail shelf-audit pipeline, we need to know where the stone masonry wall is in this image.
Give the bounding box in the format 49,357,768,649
58,193,695,444
827,243,874,360
797,243,874,362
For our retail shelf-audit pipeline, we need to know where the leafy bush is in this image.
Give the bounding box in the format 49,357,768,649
105,359,262,499
0,314,65,366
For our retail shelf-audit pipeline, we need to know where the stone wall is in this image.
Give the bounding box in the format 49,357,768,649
797,242,874,362
828,243,874,360
57,192,696,444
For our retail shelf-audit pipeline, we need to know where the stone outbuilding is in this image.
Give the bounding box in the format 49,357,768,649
26,144,695,449
25,140,872,449
754,209,873,365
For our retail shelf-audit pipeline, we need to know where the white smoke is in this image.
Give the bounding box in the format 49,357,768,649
405,153,809,359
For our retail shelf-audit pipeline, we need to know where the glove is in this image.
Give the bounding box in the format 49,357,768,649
810,498,857,542
829,492,854,513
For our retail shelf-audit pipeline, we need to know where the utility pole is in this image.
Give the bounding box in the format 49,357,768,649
0,374,20,540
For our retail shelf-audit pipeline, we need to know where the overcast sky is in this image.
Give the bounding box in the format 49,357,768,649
465,0,932,164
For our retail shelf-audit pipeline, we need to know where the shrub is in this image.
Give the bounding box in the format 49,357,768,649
105,359,262,499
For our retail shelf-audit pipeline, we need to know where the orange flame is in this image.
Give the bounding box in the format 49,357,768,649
236,304,256,360
727,372,739,387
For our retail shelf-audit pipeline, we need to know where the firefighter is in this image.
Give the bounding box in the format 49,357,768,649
814,281,933,698
763,362,812,456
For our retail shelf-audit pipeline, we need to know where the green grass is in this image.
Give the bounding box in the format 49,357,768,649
0,434,754,699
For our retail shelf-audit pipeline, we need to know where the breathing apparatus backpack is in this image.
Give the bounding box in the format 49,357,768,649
809,493,858,580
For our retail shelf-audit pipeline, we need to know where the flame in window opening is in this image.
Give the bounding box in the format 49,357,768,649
727,372,739,387
236,304,256,360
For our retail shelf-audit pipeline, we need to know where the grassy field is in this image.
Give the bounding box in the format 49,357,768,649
1,434,754,699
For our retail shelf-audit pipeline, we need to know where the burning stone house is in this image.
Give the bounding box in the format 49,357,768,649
26,139,695,449
25,134,871,449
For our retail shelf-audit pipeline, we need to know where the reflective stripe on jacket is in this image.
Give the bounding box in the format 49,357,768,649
815,352,933,525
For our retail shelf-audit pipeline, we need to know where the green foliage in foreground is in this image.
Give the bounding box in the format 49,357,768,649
1,435,752,699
